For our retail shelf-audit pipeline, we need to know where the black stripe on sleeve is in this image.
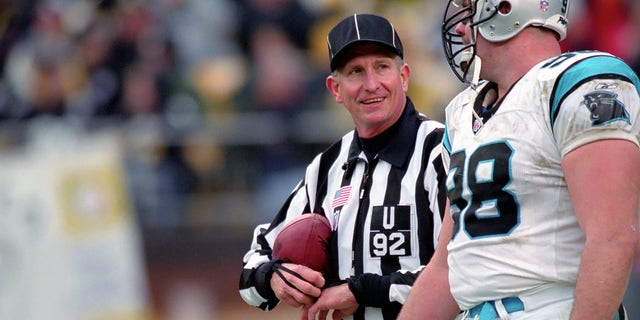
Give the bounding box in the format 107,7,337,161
417,127,444,264
312,140,343,214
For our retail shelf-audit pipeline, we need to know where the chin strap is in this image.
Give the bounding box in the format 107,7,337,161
467,13,482,91
468,56,483,130
470,55,482,90
458,16,485,130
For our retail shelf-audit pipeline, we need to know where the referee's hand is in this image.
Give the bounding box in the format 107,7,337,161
270,263,325,308
304,283,358,320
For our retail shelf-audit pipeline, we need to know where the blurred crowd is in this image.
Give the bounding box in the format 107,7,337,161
0,0,639,245
0,0,465,232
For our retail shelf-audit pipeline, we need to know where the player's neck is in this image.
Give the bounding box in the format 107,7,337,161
492,29,562,101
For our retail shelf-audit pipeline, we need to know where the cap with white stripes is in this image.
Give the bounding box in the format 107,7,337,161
327,13,404,71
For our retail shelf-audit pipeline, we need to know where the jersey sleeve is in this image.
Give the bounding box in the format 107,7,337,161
238,176,310,310
422,125,447,241
551,55,640,156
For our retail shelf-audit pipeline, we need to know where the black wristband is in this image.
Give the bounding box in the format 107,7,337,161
254,259,281,304
347,273,391,307
347,276,364,304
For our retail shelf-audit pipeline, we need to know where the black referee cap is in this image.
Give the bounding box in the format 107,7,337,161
327,14,404,71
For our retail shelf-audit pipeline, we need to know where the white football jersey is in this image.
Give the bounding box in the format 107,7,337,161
442,51,640,310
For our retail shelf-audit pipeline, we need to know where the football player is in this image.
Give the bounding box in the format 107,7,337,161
399,0,640,319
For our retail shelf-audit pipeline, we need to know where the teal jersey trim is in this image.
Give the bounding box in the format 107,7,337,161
550,55,640,127
443,124,451,154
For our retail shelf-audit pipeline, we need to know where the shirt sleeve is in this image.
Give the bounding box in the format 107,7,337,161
238,178,309,311
551,56,640,156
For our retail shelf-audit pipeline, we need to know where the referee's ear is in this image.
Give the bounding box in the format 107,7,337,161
326,74,343,104
400,62,410,93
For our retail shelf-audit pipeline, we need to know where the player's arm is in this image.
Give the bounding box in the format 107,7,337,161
398,200,460,319
563,139,640,320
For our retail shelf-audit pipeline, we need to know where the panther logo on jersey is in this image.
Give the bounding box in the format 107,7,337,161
582,90,630,125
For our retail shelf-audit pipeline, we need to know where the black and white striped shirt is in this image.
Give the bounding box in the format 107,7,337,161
239,98,447,320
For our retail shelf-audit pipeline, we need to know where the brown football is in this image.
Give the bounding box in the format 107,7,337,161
272,213,332,272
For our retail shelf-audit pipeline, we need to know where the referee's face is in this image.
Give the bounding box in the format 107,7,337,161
326,44,410,138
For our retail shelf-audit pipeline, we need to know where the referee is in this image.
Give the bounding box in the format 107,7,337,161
239,14,447,320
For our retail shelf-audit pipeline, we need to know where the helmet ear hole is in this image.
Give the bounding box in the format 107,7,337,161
498,1,512,14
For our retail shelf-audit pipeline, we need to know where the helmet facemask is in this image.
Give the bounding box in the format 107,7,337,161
442,0,569,85
442,0,497,85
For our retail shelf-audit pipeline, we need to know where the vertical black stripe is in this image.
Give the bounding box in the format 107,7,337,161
353,159,374,277
380,162,406,320
313,141,343,214
350,159,369,320
381,159,406,275
418,128,445,264
434,154,447,221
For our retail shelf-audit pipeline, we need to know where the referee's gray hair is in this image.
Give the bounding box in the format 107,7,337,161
331,55,405,77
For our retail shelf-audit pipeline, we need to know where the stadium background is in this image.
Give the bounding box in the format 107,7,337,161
0,0,637,319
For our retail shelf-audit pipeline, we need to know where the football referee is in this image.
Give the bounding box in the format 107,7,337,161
239,13,447,320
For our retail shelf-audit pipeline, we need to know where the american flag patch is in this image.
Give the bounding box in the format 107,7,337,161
331,186,352,209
